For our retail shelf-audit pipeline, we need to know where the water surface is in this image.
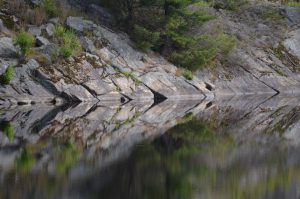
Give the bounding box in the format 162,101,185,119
1,95,300,199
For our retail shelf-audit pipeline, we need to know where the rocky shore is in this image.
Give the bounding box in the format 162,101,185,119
0,3,213,107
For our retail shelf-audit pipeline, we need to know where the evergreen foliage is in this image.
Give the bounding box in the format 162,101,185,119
100,0,236,71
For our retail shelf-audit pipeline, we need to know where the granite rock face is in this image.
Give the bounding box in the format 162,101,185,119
0,15,211,106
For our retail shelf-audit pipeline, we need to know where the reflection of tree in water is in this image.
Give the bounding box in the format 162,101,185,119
0,121,15,142
2,116,300,199
0,140,82,199
99,118,300,199
99,118,219,199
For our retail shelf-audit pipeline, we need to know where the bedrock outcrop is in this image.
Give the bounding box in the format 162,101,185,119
0,15,213,107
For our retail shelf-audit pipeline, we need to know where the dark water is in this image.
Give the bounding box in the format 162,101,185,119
1,95,300,199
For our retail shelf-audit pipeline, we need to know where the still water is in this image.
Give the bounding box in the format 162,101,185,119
1,95,300,199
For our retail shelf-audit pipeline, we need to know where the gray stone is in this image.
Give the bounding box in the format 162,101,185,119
141,71,205,100
66,17,95,32
45,23,55,36
36,36,50,46
84,79,113,95
80,37,96,53
49,18,59,25
38,43,58,57
28,26,41,36
54,79,97,102
0,37,18,58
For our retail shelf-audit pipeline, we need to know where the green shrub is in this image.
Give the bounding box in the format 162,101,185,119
54,25,81,58
0,65,15,85
15,31,35,56
182,69,193,80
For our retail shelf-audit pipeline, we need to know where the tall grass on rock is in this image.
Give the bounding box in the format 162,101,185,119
15,31,35,56
54,25,81,58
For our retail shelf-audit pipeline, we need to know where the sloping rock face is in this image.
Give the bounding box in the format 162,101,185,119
0,14,212,106
196,3,300,97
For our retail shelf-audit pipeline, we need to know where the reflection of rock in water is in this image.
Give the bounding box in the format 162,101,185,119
0,99,210,177
3,94,300,198
63,94,300,199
